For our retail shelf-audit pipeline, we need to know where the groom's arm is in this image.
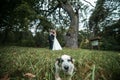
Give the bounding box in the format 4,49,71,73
51,34,55,41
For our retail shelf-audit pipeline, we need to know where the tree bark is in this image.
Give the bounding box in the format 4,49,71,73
60,2,78,48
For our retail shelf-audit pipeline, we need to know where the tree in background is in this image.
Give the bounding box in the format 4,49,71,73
89,0,120,50
89,0,120,37
0,0,53,46
42,0,94,48
1,0,119,50
101,19,120,50
0,0,39,44
0,0,93,48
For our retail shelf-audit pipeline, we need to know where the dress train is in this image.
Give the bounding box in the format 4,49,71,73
52,37,62,50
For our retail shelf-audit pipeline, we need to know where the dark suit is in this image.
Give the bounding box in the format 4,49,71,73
48,34,54,50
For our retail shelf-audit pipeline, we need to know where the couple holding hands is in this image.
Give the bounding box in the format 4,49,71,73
48,29,62,50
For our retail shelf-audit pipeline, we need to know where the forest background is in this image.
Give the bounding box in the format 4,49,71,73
0,0,120,51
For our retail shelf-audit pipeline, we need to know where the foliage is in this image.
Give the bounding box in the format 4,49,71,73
34,32,49,47
0,0,21,27
0,0,53,45
1,0,94,48
0,30,35,47
88,0,120,51
78,30,91,49
89,0,120,36
0,0,120,50
100,19,120,51
0,46,120,80
101,37,119,51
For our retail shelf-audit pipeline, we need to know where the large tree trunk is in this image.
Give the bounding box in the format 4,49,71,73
60,2,78,48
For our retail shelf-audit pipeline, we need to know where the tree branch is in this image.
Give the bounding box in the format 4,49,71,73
83,0,95,7
47,4,59,16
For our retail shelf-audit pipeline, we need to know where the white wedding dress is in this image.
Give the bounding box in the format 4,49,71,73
52,36,62,50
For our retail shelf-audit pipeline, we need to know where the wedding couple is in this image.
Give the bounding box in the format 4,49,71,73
48,29,62,50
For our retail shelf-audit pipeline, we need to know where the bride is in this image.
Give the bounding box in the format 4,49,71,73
52,30,62,50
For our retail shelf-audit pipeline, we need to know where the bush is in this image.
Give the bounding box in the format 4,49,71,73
100,37,120,51
34,32,49,47
20,39,35,47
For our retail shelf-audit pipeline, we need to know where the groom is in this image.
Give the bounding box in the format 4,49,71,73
48,30,54,50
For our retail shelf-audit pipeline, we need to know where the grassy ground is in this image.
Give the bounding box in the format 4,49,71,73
0,46,120,80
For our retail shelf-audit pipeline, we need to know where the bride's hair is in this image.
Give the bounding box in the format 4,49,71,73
52,30,56,36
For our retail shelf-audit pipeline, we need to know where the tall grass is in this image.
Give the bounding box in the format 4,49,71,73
0,46,120,80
